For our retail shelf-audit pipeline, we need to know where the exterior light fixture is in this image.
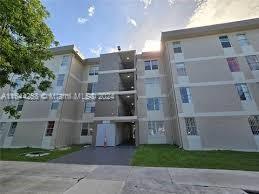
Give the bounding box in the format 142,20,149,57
126,57,130,60
127,75,130,78
126,95,130,98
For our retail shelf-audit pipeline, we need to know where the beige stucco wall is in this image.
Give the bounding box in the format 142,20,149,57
190,85,242,113
183,35,224,59
197,116,257,150
9,122,46,148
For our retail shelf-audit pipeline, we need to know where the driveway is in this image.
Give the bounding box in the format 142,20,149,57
1,161,259,193
50,145,136,165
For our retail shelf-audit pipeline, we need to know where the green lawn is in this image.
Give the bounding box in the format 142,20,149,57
0,145,83,162
131,145,259,171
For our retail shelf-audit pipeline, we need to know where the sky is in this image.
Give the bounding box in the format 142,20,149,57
42,0,259,58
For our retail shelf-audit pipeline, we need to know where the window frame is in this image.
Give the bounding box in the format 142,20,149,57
89,66,99,76
245,55,259,71
147,98,160,111
148,121,165,136
248,115,259,135
56,74,65,86
81,123,94,136
45,121,55,136
176,62,187,76
226,57,240,72
8,122,17,137
144,60,159,70
185,117,198,136
219,35,232,48
180,87,192,103
235,83,252,101
237,33,250,47
61,55,70,67
172,41,182,53
13,77,22,89
81,123,89,136
87,83,97,93
84,102,95,113
16,100,24,112
50,101,59,110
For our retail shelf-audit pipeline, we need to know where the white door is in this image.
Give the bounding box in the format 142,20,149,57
96,124,116,146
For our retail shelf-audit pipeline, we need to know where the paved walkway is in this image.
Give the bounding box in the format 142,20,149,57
1,161,259,193
50,146,136,165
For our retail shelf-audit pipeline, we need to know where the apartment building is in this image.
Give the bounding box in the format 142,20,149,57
162,18,259,151
0,18,259,151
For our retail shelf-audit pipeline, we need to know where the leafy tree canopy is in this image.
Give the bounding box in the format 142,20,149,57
0,0,58,118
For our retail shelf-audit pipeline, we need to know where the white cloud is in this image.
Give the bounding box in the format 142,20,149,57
142,40,160,52
188,0,259,27
168,0,176,7
139,0,152,9
77,17,88,24
127,17,137,27
90,45,102,56
88,5,95,17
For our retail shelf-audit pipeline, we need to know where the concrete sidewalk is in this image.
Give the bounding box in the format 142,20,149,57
0,161,259,193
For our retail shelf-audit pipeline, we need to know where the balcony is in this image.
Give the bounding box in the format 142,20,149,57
118,50,135,70
119,72,135,91
118,94,135,116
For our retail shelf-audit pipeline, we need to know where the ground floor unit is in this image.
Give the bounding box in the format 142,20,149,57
0,114,259,151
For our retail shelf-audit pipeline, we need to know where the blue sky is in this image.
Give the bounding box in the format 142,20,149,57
42,0,259,58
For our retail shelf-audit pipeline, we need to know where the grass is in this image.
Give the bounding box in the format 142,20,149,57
0,145,83,162
131,144,259,171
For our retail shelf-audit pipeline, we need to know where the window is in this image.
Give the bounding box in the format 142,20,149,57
61,56,70,66
89,66,99,76
176,62,187,76
12,78,22,89
51,101,59,110
45,121,55,136
172,41,182,53
81,123,94,136
219,36,231,48
87,83,97,93
144,60,159,70
84,102,95,113
81,123,89,136
148,121,165,136
245,55,259,71
151,60,158,69
147,98,160,111
226,58,240,72
235,83,252,101
185,118,198,135
180,87,192,103
8,122,17,137
248,115,259,135
56,74,65,86
237,34,250,46
16,100,24,112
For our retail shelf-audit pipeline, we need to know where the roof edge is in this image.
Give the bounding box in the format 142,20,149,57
162,18,259,42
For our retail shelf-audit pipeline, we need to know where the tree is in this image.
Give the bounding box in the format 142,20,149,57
0,0,58,118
